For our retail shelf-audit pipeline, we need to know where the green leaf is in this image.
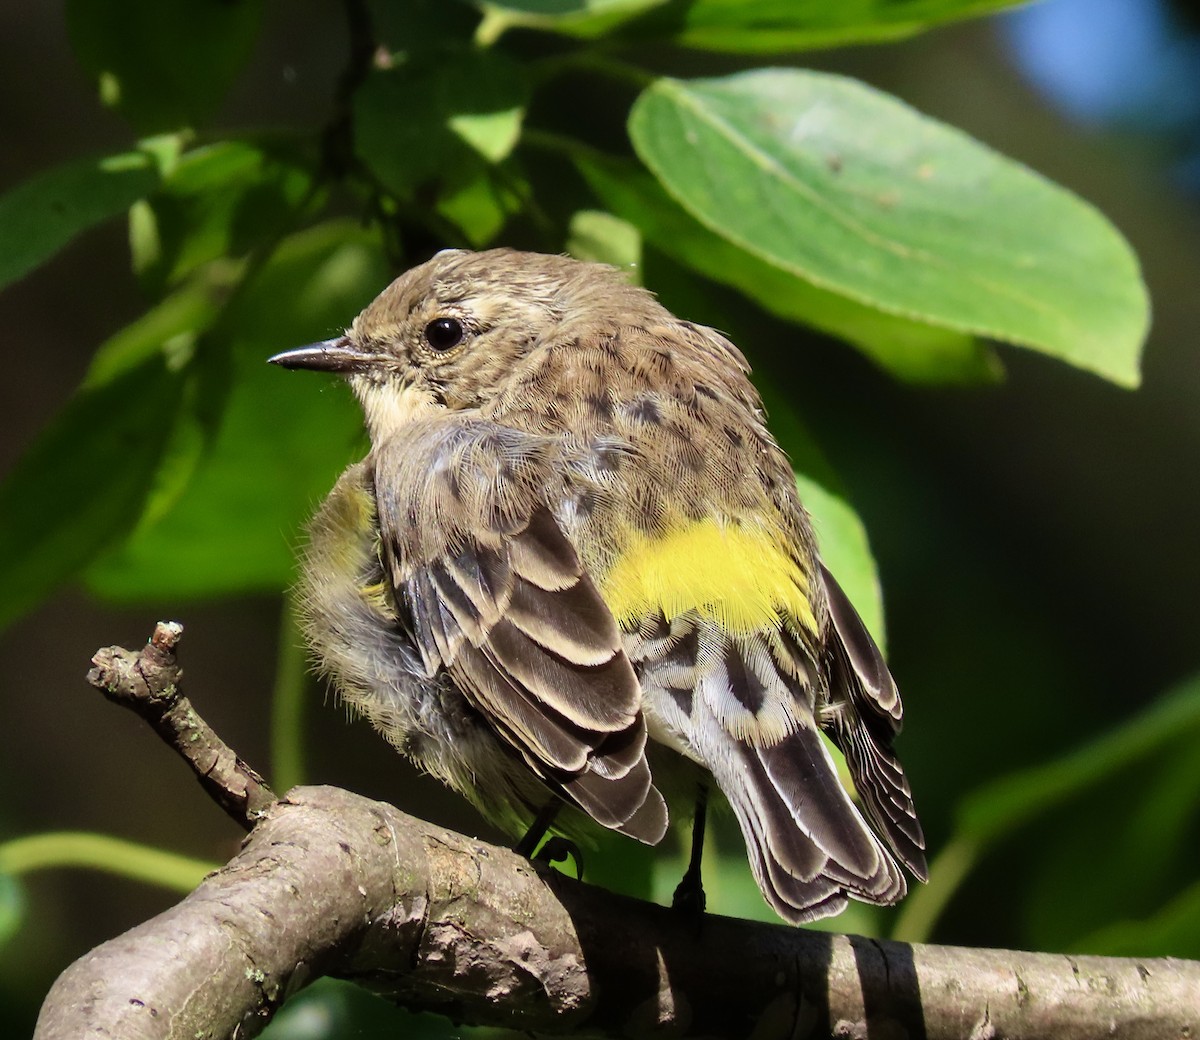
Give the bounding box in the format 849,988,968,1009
475,0,666,43
0,151,158,291
1018,740,1200,953
66,0,264,132
629,70,1149,386
897,675,1200,947
434,162,531,246
630,0,1028,52
991,680,1200,954
0,355,185,629
479,0,1025,49
86,222,387,600
578,155,1002,385
796,473,883,643
84,264,241,387
355,50,529,199
566,210,642,272
131,139,319,295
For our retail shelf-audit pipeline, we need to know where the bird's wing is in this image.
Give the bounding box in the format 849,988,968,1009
819,564,927,880
372,417,666,843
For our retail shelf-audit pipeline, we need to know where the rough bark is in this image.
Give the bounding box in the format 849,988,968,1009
32,624,1200,1039
34,787,1200,1040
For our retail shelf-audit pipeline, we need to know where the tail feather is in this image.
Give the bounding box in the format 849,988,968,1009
821,564,928,881
838,721,928,880
717,725,906,922
632,606,922,923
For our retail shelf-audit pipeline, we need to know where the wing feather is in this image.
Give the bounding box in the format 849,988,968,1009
820,564,928,880
374,418,663,841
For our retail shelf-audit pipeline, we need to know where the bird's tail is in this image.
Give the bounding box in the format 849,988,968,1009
710,719,906,923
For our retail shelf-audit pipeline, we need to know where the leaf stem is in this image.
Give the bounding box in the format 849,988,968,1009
0,832,216,893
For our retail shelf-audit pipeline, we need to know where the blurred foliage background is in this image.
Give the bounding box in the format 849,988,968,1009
2,0,1199,1034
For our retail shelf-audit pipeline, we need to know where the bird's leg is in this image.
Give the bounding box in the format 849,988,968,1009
672,783,708,915
513,799,561,857
514,799,585,878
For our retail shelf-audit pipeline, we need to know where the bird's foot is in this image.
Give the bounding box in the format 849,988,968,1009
534,836,584,879
672,871,707,919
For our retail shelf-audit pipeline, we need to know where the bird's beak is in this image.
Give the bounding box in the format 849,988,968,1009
268,336,371,373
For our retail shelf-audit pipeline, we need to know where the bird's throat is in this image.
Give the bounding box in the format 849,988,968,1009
354,378,441,443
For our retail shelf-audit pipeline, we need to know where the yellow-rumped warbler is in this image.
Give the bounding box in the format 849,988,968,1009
270,248,926,922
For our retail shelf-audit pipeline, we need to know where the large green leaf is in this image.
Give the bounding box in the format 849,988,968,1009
86,222,387,600
478,0,1026,49
578,154,1001,385
0,152,158,292
629,71,1149,387
0,356,185,629
66,0,264,132
631,0,1028,51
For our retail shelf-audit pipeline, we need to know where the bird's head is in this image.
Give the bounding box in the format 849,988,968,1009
269,247,647,440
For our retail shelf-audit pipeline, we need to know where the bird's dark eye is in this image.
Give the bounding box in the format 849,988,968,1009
424,317,464,352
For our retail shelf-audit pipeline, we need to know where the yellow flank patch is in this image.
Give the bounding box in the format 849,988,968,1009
599,519,816,635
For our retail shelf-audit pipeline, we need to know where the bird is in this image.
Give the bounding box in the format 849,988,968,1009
269,247,927,923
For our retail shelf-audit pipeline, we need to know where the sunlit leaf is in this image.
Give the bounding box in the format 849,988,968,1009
435,162,530,246
628,0,1028,52
0,151,158,291
630,71,1148,386
578,154,1001,385
355,51,529,198
566,210,642,273
479,0,1026,49
475,0,665,43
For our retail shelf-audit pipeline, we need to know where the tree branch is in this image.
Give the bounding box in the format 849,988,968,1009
34,625,1200,1040
86,621,276,830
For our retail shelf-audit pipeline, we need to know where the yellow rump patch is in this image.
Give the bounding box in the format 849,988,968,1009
599,519,816,635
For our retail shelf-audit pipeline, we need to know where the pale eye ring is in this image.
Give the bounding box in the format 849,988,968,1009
424,317,464,352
